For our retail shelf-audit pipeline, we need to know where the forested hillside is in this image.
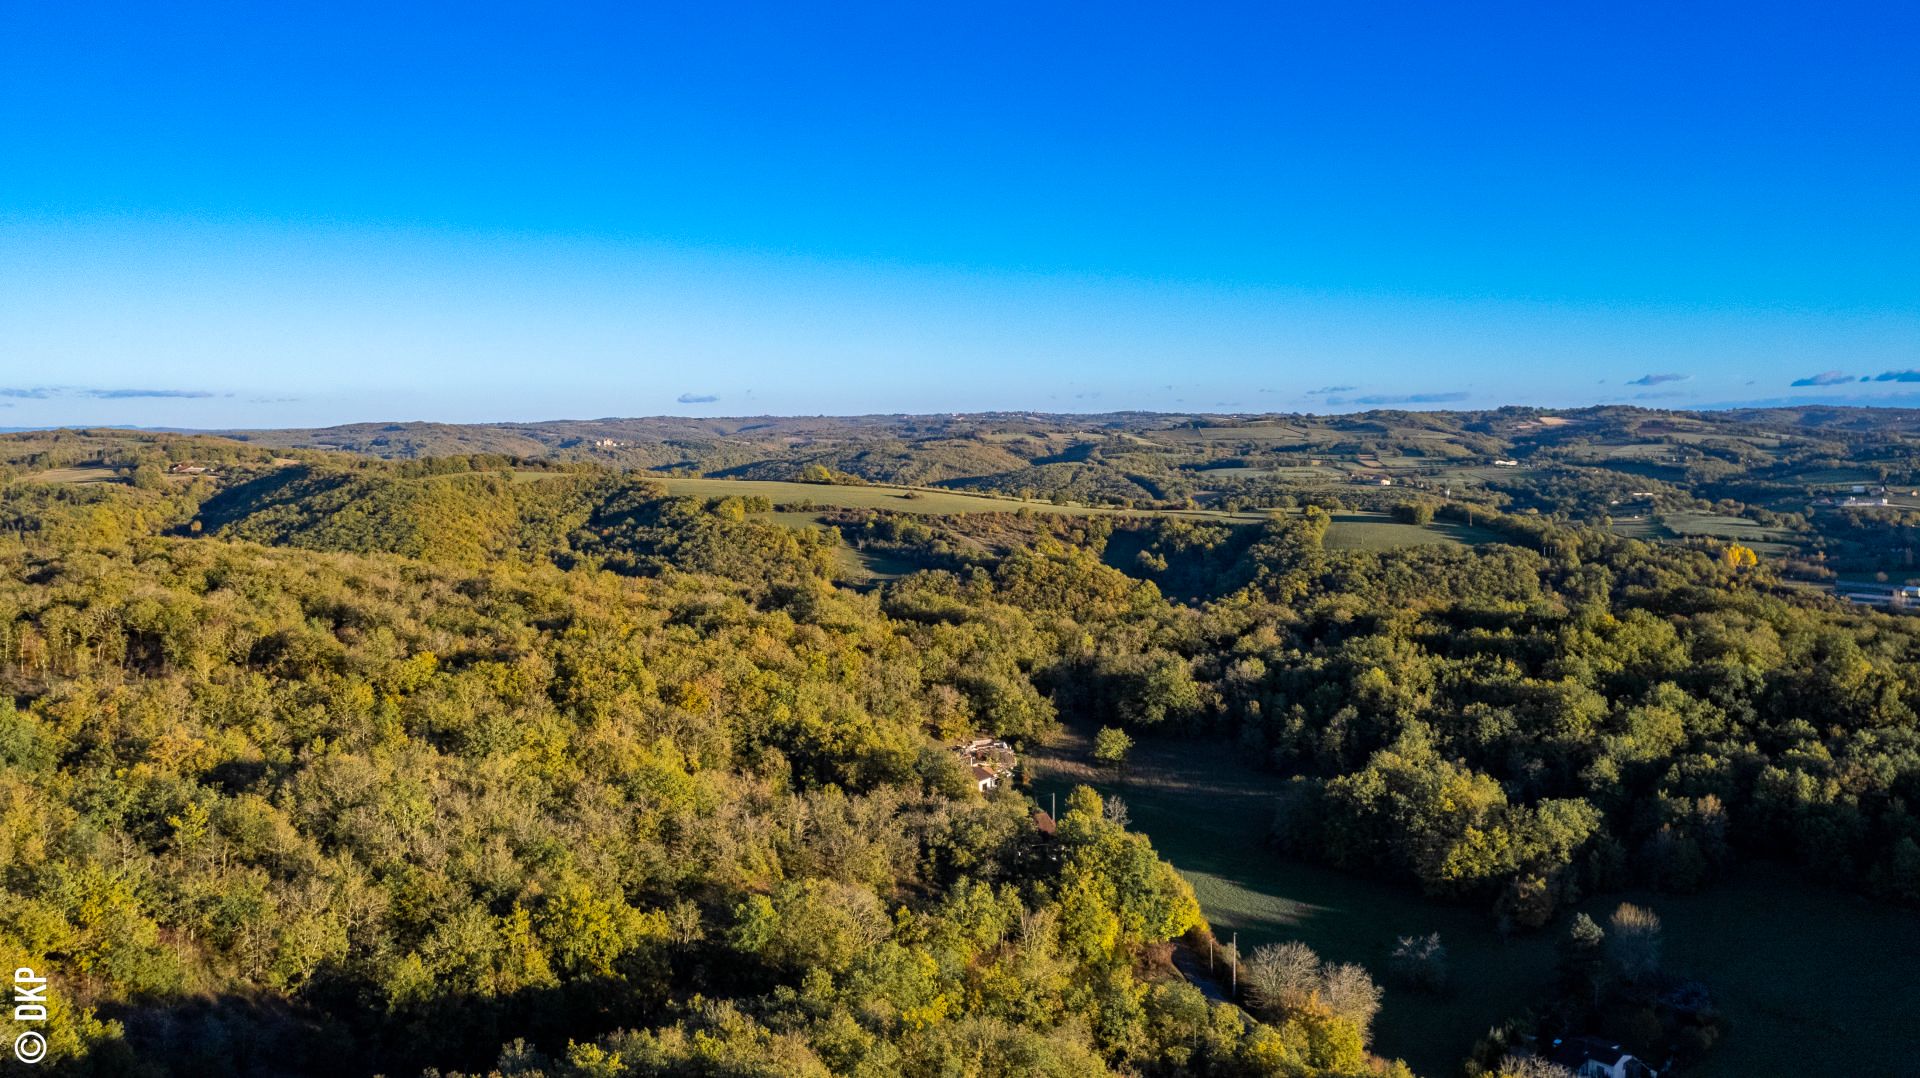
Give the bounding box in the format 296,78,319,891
4,427,1919,1076
0,432,1406,1078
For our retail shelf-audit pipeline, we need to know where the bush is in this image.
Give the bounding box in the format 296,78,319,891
1389,931,1448,993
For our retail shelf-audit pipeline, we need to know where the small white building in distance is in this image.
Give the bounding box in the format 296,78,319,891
1493,459,1519,467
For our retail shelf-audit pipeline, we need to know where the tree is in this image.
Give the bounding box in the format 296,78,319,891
1494,1055,1579,1078
1320,962,1382,1039
1239,942,1382,1041
1391,501,1435,525
1558,912,1607,1005
1605,903,1662,985
1882,836,1920,904
1114,652,1202,727
1240,941,1322,1014
1389,932,1448,993
1093,727,1134,777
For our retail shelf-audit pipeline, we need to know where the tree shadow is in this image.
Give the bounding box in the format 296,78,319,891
79,969,696,1078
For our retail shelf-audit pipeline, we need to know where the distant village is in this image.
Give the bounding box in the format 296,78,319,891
1810,483,1914,509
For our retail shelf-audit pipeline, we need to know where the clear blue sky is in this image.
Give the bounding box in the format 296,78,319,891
3,1,1917,427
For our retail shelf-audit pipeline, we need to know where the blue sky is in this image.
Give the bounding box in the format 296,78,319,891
3,1,1917,427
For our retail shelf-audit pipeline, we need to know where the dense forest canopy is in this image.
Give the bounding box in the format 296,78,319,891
3,417,1919,1076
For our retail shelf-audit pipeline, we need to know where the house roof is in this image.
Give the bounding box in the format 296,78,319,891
1548,1036,1630,1067
1032,810,1057,836
970,765,995,781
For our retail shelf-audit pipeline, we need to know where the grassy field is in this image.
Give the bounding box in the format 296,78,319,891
1607,517,1666,542
653,477,1500,550
1322,513,1497,551
1794,468,1882,486
1262,465,1351,481
1027,729,1920,1077
653,476,1160,517
20,466,122,485
1659,511,1798,549
1607,512,1801,557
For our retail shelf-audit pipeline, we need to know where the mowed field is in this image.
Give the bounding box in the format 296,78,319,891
1027,730,1920,1078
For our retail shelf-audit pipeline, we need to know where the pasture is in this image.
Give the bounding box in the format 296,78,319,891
1321,513,1497,551
1607,517,1665,542
1608,511,1801,557
1027,730,1920,1077
20,465,122,485
1660,510,1796,544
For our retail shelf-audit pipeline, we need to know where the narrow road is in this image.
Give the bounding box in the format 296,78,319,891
1171,941,1236,1005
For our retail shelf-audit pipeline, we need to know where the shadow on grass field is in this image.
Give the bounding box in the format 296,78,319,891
1027,728,1920,1077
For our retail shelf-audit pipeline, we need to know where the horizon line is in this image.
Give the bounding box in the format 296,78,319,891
8,398,1920,438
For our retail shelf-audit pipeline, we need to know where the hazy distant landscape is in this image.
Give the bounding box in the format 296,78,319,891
206,404,1920,591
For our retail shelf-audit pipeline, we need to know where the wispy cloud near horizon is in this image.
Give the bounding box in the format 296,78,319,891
93,388,219,399
1325,390,1471,406
1627,373,1689,386
1790,371,1855,387
2,386,218,400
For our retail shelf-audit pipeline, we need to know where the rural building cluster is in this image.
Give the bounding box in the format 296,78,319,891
953,736,1016,793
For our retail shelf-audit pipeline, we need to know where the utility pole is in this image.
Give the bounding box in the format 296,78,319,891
1050,792,1056,819
1230,932,1238,996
